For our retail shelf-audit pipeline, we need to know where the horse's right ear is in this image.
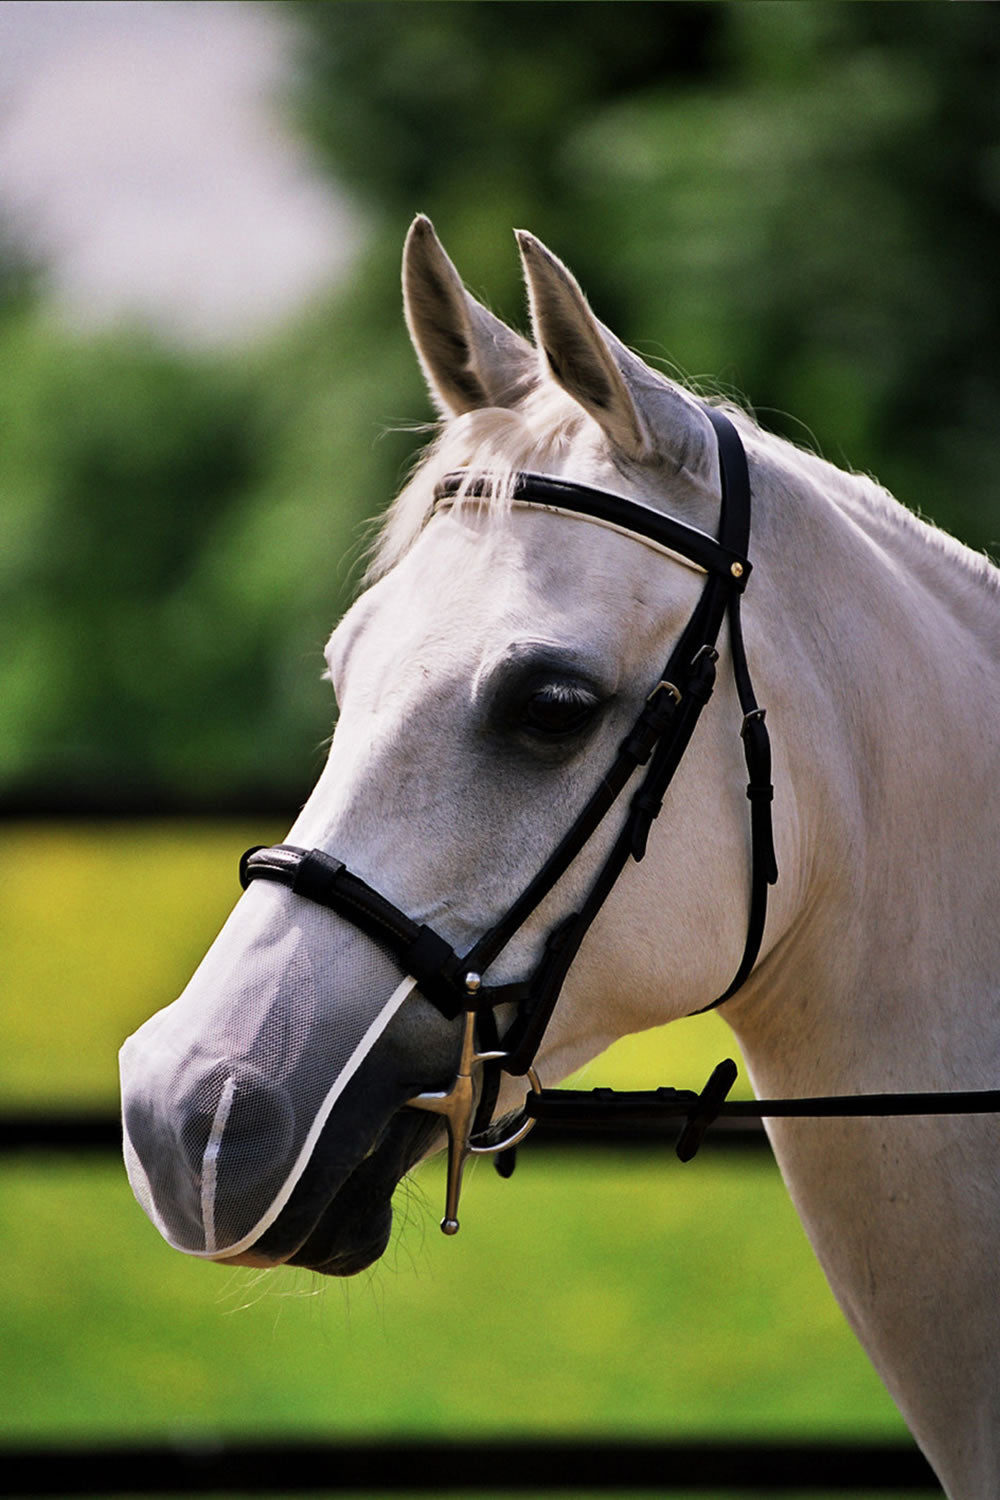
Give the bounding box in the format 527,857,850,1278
403,216,537,416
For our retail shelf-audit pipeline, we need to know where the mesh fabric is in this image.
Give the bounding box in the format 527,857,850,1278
119,882,416,1258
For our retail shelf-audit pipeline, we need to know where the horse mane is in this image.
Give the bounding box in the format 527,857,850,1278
367,382,1000,607
366,385,591,582
738,415,1000,606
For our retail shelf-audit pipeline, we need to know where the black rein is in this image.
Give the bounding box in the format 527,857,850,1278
523,1060,1000,1166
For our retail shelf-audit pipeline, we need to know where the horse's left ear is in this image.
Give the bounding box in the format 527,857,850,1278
516,230,715,478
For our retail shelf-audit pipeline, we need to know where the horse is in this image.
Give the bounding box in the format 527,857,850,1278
120,216,1000,1497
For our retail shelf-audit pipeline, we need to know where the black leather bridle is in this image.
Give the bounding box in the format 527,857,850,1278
238,405,1000,1237
240,407,779,1228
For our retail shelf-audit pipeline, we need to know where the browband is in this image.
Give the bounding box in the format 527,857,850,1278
434,471,752,583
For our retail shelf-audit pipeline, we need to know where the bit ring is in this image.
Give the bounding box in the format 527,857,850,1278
469,1066,541,1155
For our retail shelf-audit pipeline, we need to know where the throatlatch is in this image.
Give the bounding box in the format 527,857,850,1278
238,406,778,1233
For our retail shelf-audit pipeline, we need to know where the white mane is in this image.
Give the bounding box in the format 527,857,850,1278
371,384,1000,621
368,385,593,581
736,412,1000,628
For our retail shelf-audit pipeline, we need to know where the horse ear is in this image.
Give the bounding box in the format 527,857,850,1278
403,216,537,416
516,230,715,477
516,230,651,460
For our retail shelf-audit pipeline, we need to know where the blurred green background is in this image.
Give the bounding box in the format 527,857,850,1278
4,1,994,1491
2,0,998,811
2,825,907,1485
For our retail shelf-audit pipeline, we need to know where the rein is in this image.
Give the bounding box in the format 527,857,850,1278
521,1061,1000,1167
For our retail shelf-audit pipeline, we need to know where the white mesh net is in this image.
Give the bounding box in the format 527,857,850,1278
119,882,416,1259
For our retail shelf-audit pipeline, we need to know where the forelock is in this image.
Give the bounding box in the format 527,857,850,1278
366,387,591,582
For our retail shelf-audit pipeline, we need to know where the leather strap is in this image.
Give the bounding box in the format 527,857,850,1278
240,407,776,1083
436,471,751,584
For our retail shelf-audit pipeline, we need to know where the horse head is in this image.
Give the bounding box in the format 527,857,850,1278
120,218,776,1275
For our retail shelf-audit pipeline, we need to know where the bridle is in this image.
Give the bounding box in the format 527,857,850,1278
239,407,1000,1235
240,406,780,1229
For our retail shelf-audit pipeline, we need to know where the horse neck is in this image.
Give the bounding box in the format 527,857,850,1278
730,439,1000,1098
719,443,1000,1494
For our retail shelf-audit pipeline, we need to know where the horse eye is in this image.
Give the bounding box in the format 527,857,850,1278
520,682,599,738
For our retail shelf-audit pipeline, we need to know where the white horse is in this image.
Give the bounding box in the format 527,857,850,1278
121,217,1000,1497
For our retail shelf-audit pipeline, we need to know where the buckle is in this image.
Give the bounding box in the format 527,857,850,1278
741,705,766,732
646,679,682,708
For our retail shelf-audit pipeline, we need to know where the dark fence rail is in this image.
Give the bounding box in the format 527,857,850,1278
0,1110,771,1155
0,786,300,821
1,1110,125,1153
3,1437,939,1495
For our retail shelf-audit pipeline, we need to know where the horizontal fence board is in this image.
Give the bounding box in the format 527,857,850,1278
0,1112,124,1153
0,789,300,821
1,1438,940,1494
0,1112,772,1156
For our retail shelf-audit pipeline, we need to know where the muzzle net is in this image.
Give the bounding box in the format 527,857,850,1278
119,884,417,1260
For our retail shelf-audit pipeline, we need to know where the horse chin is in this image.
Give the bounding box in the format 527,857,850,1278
237,1105,441,1278
286,1188,394,1277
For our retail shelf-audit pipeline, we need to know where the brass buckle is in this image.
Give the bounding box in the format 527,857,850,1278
646,679,682,708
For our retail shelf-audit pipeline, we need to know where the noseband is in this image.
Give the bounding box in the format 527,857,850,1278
240,407,777,1232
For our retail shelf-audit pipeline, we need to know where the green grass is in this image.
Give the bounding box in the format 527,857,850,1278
0,820,747,1109
0,823,911,1489
0,821,286,1107
3,1148,904,1442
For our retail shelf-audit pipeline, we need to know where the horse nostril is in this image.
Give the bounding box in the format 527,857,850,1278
122,1062,298,1258
119,931,425,1262
179,1065,296,1186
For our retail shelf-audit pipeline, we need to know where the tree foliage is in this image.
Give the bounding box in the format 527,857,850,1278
3,2,998,808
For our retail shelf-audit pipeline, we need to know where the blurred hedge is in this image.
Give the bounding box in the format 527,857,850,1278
0,249,423,811
2,1,998,811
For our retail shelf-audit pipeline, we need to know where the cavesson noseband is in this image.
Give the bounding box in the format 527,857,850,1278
241,407,777,1232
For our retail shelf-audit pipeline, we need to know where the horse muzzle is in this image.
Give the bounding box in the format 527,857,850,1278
118,881,458,1265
